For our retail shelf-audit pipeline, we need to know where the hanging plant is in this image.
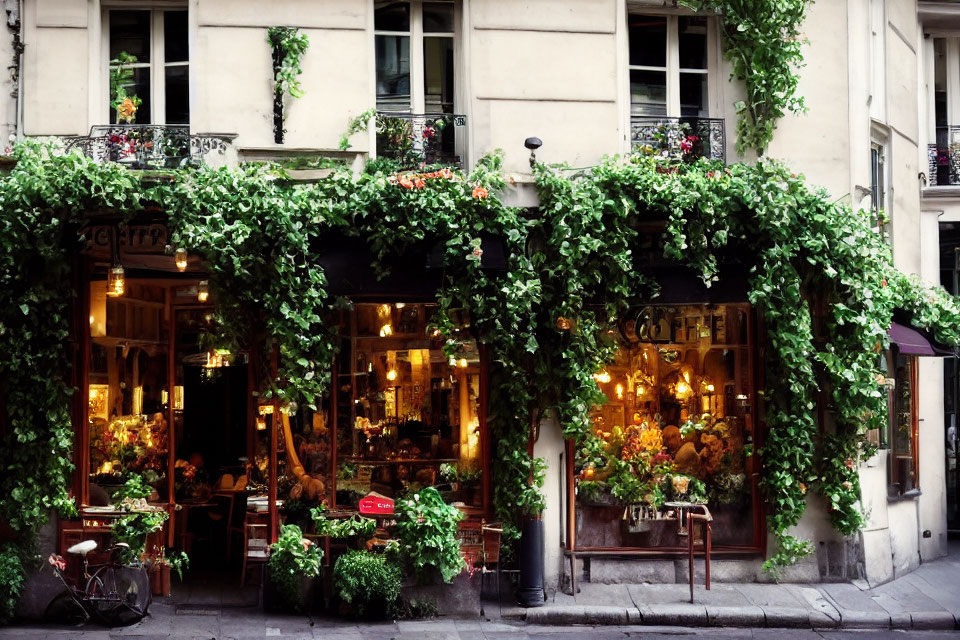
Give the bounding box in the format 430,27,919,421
267,26,309,144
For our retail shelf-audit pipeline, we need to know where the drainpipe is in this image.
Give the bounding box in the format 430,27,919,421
4,0,23,143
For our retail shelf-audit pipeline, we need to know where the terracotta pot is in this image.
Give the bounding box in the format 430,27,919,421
150,564,171,597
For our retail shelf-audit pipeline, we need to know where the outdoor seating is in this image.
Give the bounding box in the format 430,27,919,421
240,515,269,588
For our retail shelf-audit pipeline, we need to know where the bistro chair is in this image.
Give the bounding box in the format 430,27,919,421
240,515,269,588
478,520,503,617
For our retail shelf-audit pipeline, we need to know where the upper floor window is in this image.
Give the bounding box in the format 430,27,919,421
375,1,455,114
629,15,709,118
870,136,891,243
106,9,189,125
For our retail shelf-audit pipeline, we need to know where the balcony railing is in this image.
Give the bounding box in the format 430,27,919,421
927,126,960,186
631,116,726,164
64,125,233,170
375,112,466,169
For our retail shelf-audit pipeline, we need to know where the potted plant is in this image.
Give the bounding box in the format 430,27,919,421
311,509,376,550
392,487,464,584
146,547,189,596
264,524,323,613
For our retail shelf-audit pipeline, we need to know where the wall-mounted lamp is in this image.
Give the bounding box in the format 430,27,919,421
175,247,188,272
524,137,542,168
197,280,209,303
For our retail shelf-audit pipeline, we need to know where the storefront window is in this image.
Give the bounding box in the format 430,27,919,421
332,303,484,512
886,349,919,494
88,280,171,501
574,304,759,550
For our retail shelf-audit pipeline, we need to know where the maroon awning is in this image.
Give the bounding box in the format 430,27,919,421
889,322,955,357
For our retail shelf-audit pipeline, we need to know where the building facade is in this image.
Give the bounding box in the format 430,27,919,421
2,0,955,597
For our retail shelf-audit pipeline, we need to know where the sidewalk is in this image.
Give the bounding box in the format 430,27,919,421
521,541,960,631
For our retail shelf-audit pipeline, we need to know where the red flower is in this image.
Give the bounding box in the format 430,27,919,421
845,458,855,470
399,175,414,189
881,278,887,288
472,186,488,199
680,135,698,153
440,168,453,179
423,126,436,139
48,554,66,571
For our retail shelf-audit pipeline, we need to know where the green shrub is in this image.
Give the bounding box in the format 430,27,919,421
0,544,24,624
393,486,465,583
332,550,401,618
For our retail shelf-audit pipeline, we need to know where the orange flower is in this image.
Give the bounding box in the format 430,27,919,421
413,177,426,189
798,482,807,494
398,175,414,189
116,97,137,122
472,186,488,199
440,168,454,179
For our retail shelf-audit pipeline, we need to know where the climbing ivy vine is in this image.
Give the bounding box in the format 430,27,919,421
684,0,810,155
3,130,960,619
267,26,309,144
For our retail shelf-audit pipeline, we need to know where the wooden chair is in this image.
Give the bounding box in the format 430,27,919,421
479,520,503,617
224,492,248,562
240,515,269,588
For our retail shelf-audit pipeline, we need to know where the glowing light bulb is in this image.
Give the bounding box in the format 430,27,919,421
174,247,188,272
706,384,715,393
395,302,405,309
676,381,690,396
256,417,267,431
386,369,398,381
458,358,468,368
106,265,125,297
197,280,209,303
615,384,624,399
380,324,393,337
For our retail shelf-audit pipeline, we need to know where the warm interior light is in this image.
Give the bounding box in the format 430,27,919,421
379,323,393,337
395,302,405,309
386,368,398,381
676,381,690,396
448,357,457,366
593,371,611,384
258,404,275,416
615,383,624,400
197,280,209,303
256,416,267,431
175,247,188,272
100,461,113,474
457,358,468,368
161,389,169,405
106,265,125,297
706,383,715,393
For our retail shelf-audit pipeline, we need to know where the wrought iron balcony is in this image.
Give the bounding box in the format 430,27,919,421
64,125,234,170
927,126,960,186
631,116,726,164
375,112,466,169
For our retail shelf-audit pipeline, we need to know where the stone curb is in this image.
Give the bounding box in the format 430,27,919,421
522,605,959,630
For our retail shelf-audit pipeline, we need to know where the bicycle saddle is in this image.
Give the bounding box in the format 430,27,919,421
66,540,98,556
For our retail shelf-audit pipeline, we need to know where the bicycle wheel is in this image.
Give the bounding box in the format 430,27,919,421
43,590,89,626
88,564,151,626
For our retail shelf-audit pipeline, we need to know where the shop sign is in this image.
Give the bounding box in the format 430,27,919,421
82,224,169,257
358,493,394,515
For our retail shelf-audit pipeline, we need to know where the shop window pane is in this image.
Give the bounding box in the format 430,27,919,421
630,69,667,117
375,1,410,32
678,16,708,70
575,305,758,550
424,2,454,33
165,66,190,124
110,10,151,62
629,15,667,67
892,354,913,455
110,67,151,124
679,72,708,118
376,35,411,111
164,11,189,63
424,36,454,113
334,304,483,509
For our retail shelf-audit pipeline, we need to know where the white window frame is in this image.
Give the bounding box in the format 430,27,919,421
625,12,720,119
374,0,457,115
101,5,189,125
871,126,892,245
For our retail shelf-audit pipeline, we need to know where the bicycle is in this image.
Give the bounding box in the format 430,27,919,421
45,539,152,626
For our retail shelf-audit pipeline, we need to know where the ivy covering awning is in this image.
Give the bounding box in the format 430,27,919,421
889,322,955,357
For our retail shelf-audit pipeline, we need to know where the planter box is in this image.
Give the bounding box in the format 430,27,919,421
263,570,322,614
